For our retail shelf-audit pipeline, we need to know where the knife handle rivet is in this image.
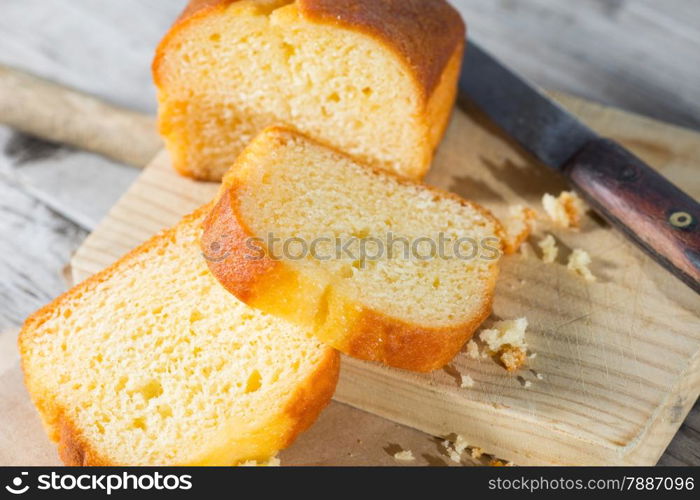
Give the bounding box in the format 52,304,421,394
669,211,693,229
619,165,639,181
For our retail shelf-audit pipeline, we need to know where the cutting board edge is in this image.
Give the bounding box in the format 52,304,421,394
335,352,700,466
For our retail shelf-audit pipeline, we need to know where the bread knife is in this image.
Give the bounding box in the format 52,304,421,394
460,42,700,294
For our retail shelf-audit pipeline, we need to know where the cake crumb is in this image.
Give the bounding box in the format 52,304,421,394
470,447,484,459
542,191,585,228
479,318,529,372
567,249,596,282
460,374,475,388
240,456,281,467
393,450,415,462
499,345,528,373
538,234,559,263
528,352,537,360
447,448,461,464
536,372,544,380
523,380,532,388
454,435,470,455
465,339,489,360
489,458,515,466
518,243,530,257
503,205,537,254
442,435,469,464
480,318,528,352
465,340,480,359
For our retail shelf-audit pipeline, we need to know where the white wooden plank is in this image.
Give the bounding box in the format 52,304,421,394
450,0,700,130
0,126,138,231
0,176,86,329
0,0,187,113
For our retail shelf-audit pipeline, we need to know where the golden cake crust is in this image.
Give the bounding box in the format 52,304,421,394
202,127,503,372
204,190,496,372
298,0,466,99
162,0,466,99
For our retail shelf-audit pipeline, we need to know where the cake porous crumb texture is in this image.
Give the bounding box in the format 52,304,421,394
154,0,466,180
19,208,339,466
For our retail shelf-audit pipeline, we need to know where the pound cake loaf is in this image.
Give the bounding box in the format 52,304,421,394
19,207,339,466
202,127,504,372
153,0,466,181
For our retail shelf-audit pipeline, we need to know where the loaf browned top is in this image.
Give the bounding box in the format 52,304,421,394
169,0,465,100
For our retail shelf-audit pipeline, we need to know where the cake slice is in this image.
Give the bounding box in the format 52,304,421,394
153,0,465,180
19,207,339,466
202,127,504,372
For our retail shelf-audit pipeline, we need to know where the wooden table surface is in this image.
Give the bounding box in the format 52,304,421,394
0,0,698,465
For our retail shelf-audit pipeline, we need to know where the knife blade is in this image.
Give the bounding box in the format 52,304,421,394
460,41,700,294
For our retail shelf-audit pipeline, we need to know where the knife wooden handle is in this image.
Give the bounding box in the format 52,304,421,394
563,138,700,293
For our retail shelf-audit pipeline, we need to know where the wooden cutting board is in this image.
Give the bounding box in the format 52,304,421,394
71,92,700,465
